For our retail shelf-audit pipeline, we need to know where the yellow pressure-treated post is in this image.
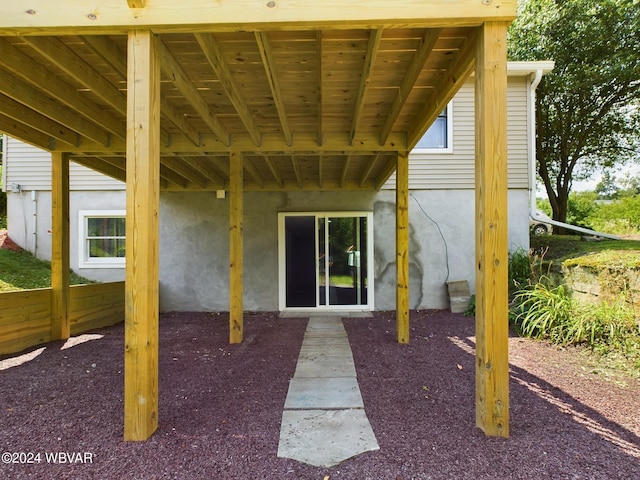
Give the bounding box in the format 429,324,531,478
229,150,244,344
474,21,510,438
396,151,410,343
51,151,70,341
124,30,161,441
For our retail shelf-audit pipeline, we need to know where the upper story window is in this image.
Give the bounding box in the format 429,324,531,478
78,210,126,268
412,103,452,153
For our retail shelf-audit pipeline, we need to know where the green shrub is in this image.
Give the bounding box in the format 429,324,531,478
508,247,531,294
590,196,640,235
463,294,475,317
464,247,548,317
567,191,598,229
510,279,640,362
0,189,6,229
510,279,575,342
572,298,639,355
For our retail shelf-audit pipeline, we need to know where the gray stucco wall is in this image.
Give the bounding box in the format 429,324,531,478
158,189,530,312
374,189,530,310
7,188,529,311
158,190,379,311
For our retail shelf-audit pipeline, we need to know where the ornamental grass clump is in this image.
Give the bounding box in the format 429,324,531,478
510,278,575,343
572,298,639,356
510,279,640,362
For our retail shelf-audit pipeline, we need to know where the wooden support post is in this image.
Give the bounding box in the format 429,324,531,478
51,151,70,341
124,30,160,441
474,21,510,438
396,151,410,344
229,150,244,344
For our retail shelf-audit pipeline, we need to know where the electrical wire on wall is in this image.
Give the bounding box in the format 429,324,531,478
410,192,450,283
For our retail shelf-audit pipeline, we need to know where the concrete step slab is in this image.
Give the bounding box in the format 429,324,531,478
277,409,379,467
284,377,363,409
294,357,356,378
297,344,353,357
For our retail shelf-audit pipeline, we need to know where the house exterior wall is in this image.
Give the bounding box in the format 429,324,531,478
157,189,529,312
6,190,127,283
3,136,126,283
383,75,530,190
2,137,126,191
2,72,534,311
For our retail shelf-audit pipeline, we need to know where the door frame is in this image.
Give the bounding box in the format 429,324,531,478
278,211,374,312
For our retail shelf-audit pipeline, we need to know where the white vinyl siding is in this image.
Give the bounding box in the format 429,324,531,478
505,76,530,189
384,76,531,190
3,137,125,191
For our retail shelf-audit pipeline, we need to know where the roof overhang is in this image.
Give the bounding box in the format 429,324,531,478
507,61,555,76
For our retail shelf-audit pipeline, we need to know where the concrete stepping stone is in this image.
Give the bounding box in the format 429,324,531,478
277,316,379,467
284,377,363,409
293,354,357,378
278,409,379,468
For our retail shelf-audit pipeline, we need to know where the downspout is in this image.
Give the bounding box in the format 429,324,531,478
31,190,37,256
528,70,620,240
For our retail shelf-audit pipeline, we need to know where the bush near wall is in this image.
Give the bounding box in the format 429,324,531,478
0,187,6,229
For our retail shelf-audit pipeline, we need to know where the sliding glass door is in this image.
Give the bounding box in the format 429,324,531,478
280,212,373,310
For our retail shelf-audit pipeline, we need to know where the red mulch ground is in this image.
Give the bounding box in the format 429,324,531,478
0,230,23,252
1,310,639,479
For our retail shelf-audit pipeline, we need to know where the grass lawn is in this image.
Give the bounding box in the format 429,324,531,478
530,235,640,265
0,248,92,292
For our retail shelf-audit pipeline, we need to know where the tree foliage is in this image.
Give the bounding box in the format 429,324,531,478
566,191,598,228
508,0,640,229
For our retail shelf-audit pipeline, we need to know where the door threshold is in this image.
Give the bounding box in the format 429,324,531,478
279,310,373,318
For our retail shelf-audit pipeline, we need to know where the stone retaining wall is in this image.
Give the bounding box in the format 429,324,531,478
562,264,640,317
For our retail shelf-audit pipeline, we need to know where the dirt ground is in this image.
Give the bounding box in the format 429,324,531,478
1,310,638,479
0,229,22,252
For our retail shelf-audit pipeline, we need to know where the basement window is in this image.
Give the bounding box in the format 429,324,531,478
413,103,452,153
78,210,126,268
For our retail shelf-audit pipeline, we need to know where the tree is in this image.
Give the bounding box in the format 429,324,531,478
594,171,620,199
619,174,640,197
508,0,640,230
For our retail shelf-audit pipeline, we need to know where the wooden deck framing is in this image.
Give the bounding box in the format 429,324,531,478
123,30,161,440
51,152,70,341
0,0,516,441
474,22,510,437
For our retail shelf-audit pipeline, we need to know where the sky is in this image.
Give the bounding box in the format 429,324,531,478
534,163,640,199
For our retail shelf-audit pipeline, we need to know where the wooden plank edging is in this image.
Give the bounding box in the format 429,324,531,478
0,282,124,355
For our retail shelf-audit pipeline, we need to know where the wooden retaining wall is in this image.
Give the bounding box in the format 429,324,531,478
0,282,124,355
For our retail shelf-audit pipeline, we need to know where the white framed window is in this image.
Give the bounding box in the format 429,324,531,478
78,210,126,268
412,102,453,153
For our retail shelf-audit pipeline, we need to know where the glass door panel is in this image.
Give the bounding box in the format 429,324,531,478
282,212,371,310
323,216,368,307
318,217,327,306
284,215,316,307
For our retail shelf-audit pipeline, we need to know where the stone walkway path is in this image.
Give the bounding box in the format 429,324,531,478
277,316,379,467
